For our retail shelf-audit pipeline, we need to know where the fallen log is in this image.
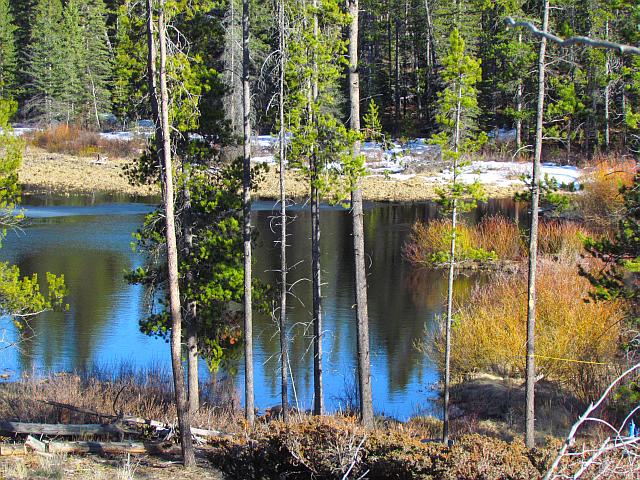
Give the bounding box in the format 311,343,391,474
24,435,176,455
0,421,133,437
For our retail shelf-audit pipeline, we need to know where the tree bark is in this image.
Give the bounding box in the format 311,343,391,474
311,0,323,416
278,0,289,423
525,0,549,449
157,3,195,467
241,0,254,428
183,168,199,416
348,0,373,429
145,0,163,156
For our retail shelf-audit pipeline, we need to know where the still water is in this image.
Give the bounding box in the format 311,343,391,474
0,195,518,420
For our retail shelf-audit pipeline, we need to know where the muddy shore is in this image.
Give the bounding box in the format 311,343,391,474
18,147,522,201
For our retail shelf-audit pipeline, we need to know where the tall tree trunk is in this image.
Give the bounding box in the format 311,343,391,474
348,0,373,429
146,0,162,155
242,0,254,427
278,0,289,423
604,21,610,151
157,2,195,467
443,84,462,446
515,33,523,152
311,0,323,416
394,19,400,134
525,0,549,449
183,168,199,416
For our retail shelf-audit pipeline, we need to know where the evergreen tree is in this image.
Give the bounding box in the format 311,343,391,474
60,0,85,123
0,0,17,100
429,27,486,444
25,0,64,124
79,0,112,128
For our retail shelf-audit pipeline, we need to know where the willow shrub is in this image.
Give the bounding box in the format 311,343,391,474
404,216,593,268
578,156,635,231
433,259,627,402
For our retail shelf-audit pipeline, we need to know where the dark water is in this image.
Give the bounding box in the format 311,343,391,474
0,195,519,420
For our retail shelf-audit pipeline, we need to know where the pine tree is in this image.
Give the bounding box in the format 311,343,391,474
0,0,17,100
287,0,354,416
79,0,112,128
25,0,65,125
430,27,486,445
60,0,85,123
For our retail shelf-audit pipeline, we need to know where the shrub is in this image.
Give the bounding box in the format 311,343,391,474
578,156,635,231
403,219,497,268
208,416,553,479
404,216,592,268
25,124,143,159
432,259,627,402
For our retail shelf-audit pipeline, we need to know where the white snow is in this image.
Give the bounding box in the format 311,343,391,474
434,160,581,188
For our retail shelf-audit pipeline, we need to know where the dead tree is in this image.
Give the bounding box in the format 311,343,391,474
242,0,255,427
278,0,290,423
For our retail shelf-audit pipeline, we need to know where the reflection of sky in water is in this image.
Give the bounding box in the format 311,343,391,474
0,197,519,420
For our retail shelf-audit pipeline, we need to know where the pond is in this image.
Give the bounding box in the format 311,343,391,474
0,195,520,420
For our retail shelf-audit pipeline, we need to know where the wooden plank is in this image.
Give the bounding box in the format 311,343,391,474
0,421,129,437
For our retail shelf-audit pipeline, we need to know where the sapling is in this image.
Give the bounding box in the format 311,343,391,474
429,28,486,444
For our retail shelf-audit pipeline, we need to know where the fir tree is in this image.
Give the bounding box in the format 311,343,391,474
60,0,85,123
0,0,17,100
25,0,64,124
79,0,112,128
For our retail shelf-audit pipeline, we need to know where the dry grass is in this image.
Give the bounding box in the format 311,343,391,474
25,125,144,159
433,259,629,402
578,155,636,231
0,453,223,480
0,365,243,435
19,146,157,196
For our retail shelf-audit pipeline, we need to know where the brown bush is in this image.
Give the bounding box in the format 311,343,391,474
25,124,144,159
208,416,553,479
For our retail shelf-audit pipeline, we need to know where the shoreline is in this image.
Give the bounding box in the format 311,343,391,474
19,147,524,202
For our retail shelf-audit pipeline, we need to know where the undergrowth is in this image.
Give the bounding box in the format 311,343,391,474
25,125,143,159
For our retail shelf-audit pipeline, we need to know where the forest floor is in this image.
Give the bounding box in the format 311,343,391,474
19,146,542,201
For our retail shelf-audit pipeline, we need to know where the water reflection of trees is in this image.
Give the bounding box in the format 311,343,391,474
16,248,128,372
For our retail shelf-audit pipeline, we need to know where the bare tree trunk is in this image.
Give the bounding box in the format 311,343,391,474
604,21,610,151
311,0,323,416
278,0,289,423
516,32,523,152
242,0,254,427
348,0,373,429
183,168,199,416
443,85,462,446
157,2,195,467
146,0,162,154
394,19,400,134
525,0,549,450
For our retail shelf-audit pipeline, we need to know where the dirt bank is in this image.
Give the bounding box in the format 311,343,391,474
19,146,156,197
18,148,523,201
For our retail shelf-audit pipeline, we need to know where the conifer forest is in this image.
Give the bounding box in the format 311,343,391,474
1,0,640,478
